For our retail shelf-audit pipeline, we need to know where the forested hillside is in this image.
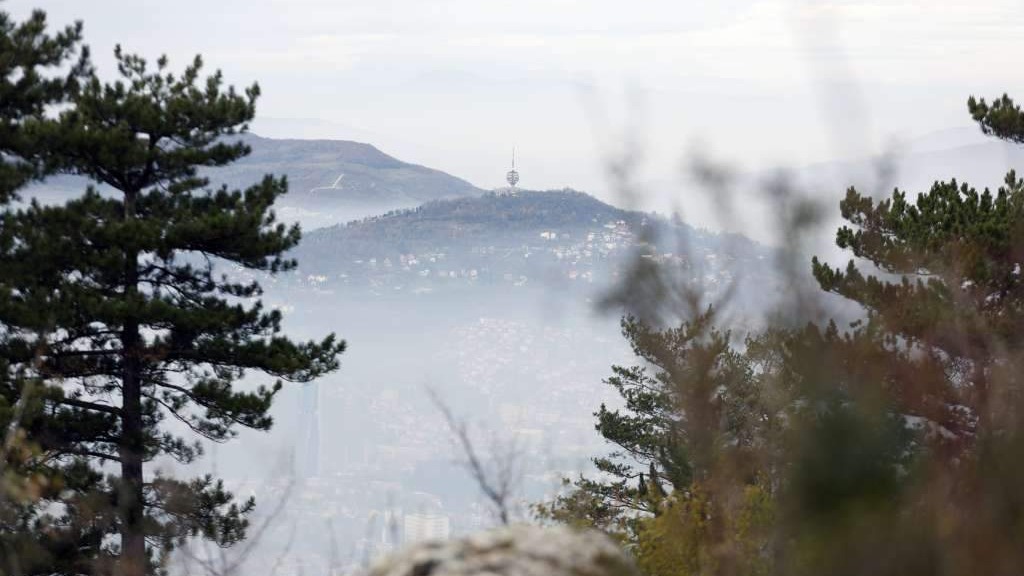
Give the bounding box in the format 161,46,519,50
290,190,781,319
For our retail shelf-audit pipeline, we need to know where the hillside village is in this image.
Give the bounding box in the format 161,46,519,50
289,191,773,305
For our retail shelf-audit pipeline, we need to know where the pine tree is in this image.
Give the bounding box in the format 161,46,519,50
0,47,344,575
0,9,91,576
0,9,89,201
536,310,782,542
812,93,1024,448
802,94,1024,575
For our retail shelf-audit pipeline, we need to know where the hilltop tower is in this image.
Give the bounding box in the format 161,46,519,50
501,148,519,195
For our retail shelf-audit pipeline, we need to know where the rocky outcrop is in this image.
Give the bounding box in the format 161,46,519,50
368,525,638,576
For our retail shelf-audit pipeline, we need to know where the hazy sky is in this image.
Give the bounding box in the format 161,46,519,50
8,0,1023,209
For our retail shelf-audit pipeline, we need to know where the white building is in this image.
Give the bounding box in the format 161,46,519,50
403,513,451,544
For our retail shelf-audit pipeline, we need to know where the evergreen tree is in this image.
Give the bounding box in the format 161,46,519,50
541,93,1024,576
802,94,1024,574
0,47,344,575
536,310,784,542
0,9,89,201
0,9,91,576
812,93,1024,449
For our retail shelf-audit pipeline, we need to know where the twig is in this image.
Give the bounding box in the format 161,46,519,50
426,387,521,526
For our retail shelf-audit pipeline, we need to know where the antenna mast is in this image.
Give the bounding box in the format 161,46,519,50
506,146,520,190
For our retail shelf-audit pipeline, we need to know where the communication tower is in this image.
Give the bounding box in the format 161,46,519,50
505,148,519,190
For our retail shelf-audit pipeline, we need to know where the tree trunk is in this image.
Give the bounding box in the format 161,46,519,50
120,353,146,576
119,188,146,576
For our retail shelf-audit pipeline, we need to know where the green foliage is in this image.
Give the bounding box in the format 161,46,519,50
533,477,634,539
969,93,1024,143
634,489,711,576
0,9,93,575
544,89,1024,572
537,309,790,552
791,91,1024,575
0,36,345,575
0,9,89,202
633,484,774,576
812,171,1024,359
811,93,1024,446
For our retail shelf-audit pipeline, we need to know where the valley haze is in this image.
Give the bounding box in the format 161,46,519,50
20,126,1022,573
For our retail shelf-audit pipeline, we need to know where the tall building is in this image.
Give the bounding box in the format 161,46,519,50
402,513,451,544
297,381,320,478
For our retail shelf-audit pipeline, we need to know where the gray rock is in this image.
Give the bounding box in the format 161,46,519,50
367,525,638,576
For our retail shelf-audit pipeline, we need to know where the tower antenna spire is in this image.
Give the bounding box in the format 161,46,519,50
505,146,520,191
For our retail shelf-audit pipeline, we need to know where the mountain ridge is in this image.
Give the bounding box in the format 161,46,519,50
18,132,485,228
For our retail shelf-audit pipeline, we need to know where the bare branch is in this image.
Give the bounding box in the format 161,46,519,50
427,387,521,526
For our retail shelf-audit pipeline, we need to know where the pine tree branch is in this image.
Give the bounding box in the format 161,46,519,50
147,394,224,444
55,396,122,416
150,380,261,430
52,447,122,463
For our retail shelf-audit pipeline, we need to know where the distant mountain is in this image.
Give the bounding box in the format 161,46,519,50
639,128,1024,248
221,134,482,210
793,138,1024,197
19,133,484,229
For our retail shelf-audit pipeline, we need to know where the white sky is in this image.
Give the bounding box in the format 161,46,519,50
8,0,1024,212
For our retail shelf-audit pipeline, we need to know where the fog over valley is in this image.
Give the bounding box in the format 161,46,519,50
5,5,1024,572
18,127,1016,572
